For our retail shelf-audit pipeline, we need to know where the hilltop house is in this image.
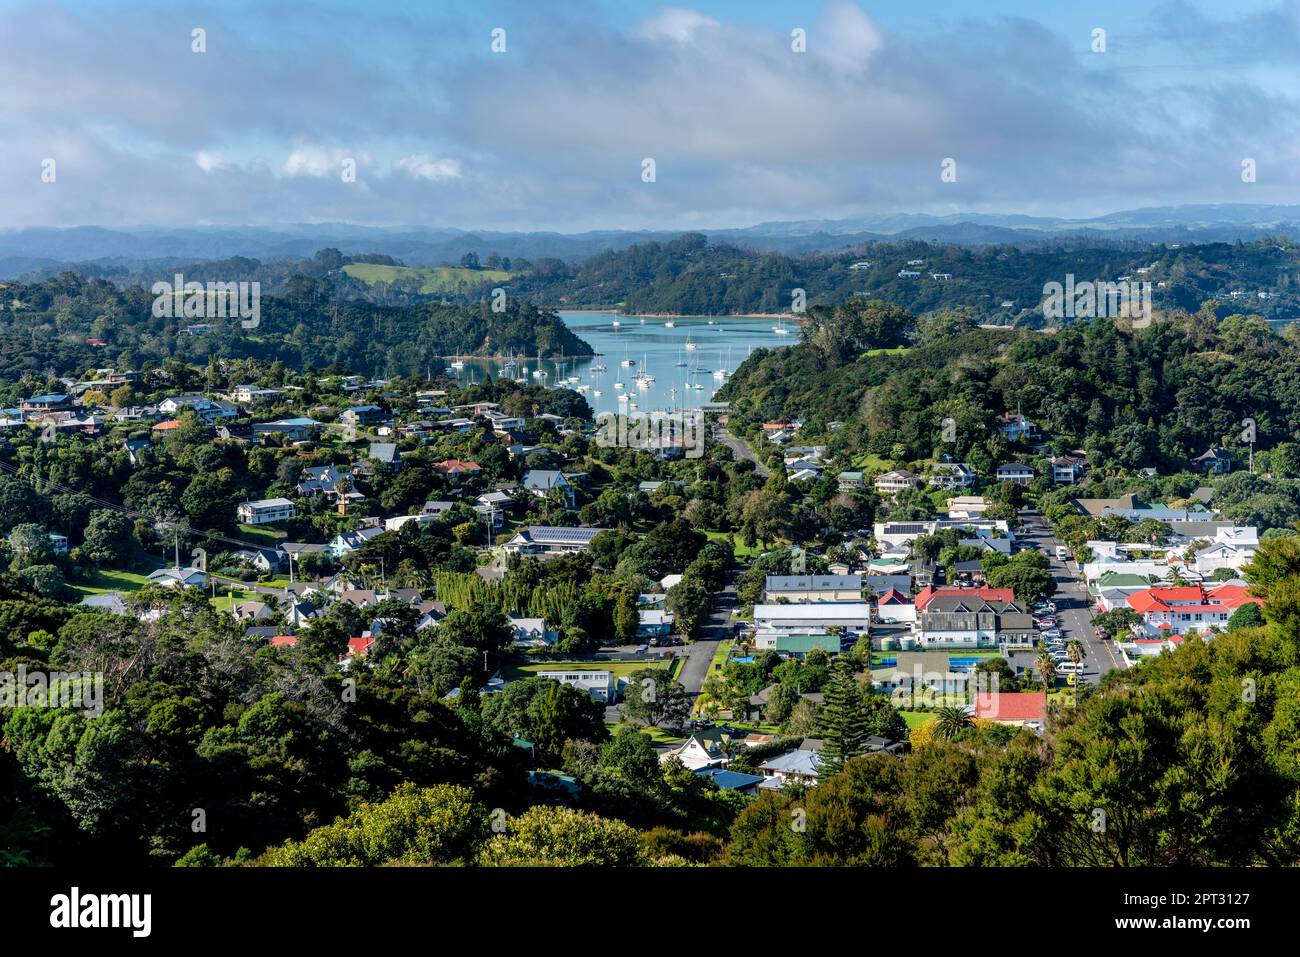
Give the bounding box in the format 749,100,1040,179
1193,447,1234,474
995,462,1035,485
522,470,575,508
874,470,922,496
503,526,603,556
997,412,1036,443
236,498,296,526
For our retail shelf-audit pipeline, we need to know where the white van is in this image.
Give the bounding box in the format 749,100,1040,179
1056,661,1083,674
1055,545,1070,561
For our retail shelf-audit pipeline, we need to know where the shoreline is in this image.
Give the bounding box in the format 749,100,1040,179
559,308,804,321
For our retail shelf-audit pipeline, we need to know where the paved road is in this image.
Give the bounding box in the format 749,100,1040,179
1016,511,1127,682
677,581,741,698
716,426,769,477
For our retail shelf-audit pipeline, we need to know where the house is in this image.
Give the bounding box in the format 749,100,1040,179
368,442,401,468
535,669,618,703
751,603,872,645
21,393,74,416
254,418,321,442
660,729,733,770
383,514,430,533
1193,447,1234,474
874,470,921,496
236,498,296,525
946,496,990,519
837,471,865,491
756,747,822,789
972,692,1046,732
997,412,1035,443
80,592,129,616
874,588,917,625
928,462,976,490
328,525,386,557
422,500,456,519
995,461,1035,485
874,518,1010,550
231,600,274,622
147,567,207,589
158,395,238,422
1125,583,1263,637
636,609,675,637
1192,527,1259,576
1051,456,1087,485
694,767,763,795
508,616,558,648
916,594,1035,649
231,384,282,404
502,526,603,556
296,465,347,499
340,405,388,428
871,653,972,697
228,547,282,573
764,574,863,603
522,470,575,507
433,459,482,477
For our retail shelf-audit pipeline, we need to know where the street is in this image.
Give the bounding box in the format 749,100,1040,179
1016,511,1128,682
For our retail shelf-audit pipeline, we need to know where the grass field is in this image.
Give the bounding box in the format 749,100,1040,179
505,658,672,681
899,710,938,729
863,346,912,357
704,529,766,560
69,565,158,597
342,263,511,294
236,524,287,547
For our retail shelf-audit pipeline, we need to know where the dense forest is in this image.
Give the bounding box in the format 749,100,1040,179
0,269,590,384
499,232,1300,323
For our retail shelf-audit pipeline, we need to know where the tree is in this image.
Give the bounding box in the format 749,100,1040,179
665,580,711,639
1226,602,1265,631
82,509,135,567
818,657,867,774
1035,649,1057,708
932,706,974,741
1066,639,1084,707
479,806,646,867
620,669,692,729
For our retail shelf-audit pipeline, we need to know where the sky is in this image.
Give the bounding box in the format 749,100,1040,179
3,0,1299,231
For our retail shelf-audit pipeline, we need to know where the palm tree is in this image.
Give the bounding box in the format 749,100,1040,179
1067,639,1084,706
1036,649,1057,708
933,705,974,742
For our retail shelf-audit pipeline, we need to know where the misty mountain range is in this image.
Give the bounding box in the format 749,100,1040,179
4,204,1300,280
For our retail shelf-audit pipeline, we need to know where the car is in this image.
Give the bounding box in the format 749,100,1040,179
1057,661,1084,674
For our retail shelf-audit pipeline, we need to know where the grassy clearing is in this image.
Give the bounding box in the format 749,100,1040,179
342,263,512,294
703,529,767,560
505,658,671,681
899,710,938,729
69,565,158,597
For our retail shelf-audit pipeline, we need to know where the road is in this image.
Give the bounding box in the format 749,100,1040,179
1016,511,1128,682
716,426,769,477
676,579,741,699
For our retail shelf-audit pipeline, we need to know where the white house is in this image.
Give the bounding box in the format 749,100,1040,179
535,669,618,702
147,566,207,589
503,526,602,556
752,603,872,644
660,731,731,770
508,616,558,648
236,498,296,525
874,470,922,496
1192,527,1258,576
995,462,1035,485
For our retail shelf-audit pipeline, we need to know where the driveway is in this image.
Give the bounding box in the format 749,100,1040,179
716,426,769,477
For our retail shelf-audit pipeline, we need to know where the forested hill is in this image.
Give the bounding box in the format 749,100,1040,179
504,232,1300,322
718,297,1300,478
0,272,590,383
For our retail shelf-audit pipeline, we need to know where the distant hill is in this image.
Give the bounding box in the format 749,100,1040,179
341,262,511,294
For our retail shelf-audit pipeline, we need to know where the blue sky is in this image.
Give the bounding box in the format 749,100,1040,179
3,0,1298,230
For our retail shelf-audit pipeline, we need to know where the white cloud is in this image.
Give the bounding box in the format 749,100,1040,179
283,146,354,178
393,155,462,181
637,7,719,45
195,150,226,173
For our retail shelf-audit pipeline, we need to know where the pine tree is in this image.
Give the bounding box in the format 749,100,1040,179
818,657,868,775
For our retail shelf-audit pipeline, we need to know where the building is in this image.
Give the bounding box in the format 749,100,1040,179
236,498,296,525
874,469,922,496
996,412,1035,443
340,405,388,428
873,518,1010,550
995,462,1035,485
764,574,863,603
147,566,207,589
1125,583,1263,637
502,526,603,556
1192,527,1259,576
21,393,73,416
328,525,386,557
764,634,843,657
508,616,558,648
917,594,1035,649
928,462,975,490
837,471,865,491
972,692,1046,732
751,603,872,645
433,459,482,477
660,729,733,770
636,609,675,637
522,470,575,507
1051,456,1087,484
1193,447,1234,474
535,669,618,702
756,747,823,789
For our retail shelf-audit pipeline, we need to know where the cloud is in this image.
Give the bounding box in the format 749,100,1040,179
2,1,1299,230
393,155,462,181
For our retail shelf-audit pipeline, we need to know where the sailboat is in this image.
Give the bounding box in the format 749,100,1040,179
772,317,790,335
611,318,621,328
635,354,655,388
450,359,465,370
664,320,675,328
684,333,697,351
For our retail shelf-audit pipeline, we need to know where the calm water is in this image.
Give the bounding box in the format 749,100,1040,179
444,311,797,417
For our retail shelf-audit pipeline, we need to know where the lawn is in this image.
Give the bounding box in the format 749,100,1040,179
237,524,287,547
863,346,912,357
69,565,159,597
341,263,512,295
703,529,765,560
850,452,894,471
899,710,938,729
505,658,671,681
607,722,684,746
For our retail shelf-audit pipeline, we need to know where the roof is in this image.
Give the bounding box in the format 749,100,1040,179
765,574,863,592
753,603,873,620
914,585,1015,611
1126,584,1261,615
758,749,822,776
694,768,763,790
517,526,602,545
973,692,1046,723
